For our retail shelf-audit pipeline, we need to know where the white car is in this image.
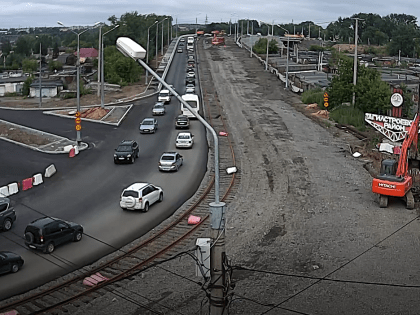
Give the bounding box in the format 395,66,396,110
158,89,171,104
176,132,194,149
120,183,163,211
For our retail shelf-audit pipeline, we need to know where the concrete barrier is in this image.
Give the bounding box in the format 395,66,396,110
33,173,43,186
8,183,18,195
22,178,33,191
63,145,73,153
45,164,57,178
0,186,9,197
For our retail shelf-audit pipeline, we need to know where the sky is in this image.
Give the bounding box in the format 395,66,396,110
1,0,419,29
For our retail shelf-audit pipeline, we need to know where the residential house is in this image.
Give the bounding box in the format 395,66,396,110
57,53,76,66
30,79,64,98
0,73,28,96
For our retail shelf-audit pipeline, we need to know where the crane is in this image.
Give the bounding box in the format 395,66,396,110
372,113,419,209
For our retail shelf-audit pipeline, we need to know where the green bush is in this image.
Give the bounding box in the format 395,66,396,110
329,105,366,130
301,88,324,108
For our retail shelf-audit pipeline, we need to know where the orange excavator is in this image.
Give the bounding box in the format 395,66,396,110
372,113,419,209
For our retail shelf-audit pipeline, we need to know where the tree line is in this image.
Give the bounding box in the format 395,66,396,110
0,12,172,87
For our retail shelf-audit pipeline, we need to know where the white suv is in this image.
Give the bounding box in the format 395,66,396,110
120,183,163,211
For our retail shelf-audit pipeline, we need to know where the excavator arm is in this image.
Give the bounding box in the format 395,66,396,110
396,114,419,177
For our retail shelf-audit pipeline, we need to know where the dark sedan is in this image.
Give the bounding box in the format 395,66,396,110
0,251,24,275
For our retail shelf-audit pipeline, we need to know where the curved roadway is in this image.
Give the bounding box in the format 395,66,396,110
0,38,208,300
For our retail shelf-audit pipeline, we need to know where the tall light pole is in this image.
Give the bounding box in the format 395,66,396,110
278,25,290,89
57,21,99,147
101,24,119,108
97,25,102,97
156,18,167,69
146,20,158,84
36,36,42,108
352,18,363,106
260,21,273,71
116,36,227,314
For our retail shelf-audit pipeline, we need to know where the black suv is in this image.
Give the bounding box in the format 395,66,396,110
114,140,140,164
24,217,83,254
175,115,190,129
0,197,16,231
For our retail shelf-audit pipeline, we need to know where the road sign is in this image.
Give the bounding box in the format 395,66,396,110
75,117,81,124
323,92,329,108
75,124,82,131
75,111,81,118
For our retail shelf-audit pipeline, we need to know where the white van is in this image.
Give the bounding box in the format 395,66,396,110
187,36,194,44
181,94,199,118
158,89,171,104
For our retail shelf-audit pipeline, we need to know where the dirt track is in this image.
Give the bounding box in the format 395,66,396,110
34,38,420,314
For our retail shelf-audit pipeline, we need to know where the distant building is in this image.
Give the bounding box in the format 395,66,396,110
30,79,64,98
75,48,98,63
57,53,76,66
0,73,28,96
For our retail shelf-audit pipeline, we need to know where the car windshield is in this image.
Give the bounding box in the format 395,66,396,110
161,156,175,161
117,145,131,152
154,104,164,108
178,117,188,121
142,121,154,125
123,190,139,198
178,135,191,139
160,92,169,97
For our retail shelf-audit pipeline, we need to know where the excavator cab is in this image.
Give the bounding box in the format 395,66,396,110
377,159,404,182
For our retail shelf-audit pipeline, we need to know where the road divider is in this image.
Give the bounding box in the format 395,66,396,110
45,164,57,178
33,173,43,186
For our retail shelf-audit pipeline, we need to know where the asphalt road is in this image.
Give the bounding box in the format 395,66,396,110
0,42,208,300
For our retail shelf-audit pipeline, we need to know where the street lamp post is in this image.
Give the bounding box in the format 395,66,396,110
100,24,119,108
97,25,102,97
351,18,363,106
156,18,168,69
278,24,290,89
57,21,99,147
116,37,227,314
146,20,159,84
39,41,42,108
36,36,42,108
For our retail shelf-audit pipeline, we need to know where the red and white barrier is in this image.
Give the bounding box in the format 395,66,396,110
45,164,57,178
33,173,43,186
8,183,18,195
0,186,9,197
22,178,33,191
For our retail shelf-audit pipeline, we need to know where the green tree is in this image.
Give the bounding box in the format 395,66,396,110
48,60,63,72
104,46,142,85
22,58,38,72
22,76,33,96
327,51,391,113
252,38,278,54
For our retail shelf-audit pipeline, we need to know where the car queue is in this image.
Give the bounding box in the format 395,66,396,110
0,35,200,279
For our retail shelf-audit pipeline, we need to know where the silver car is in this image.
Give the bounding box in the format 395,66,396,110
175,132,194,149
152,102,165,116
158,152,183,172
140,118,158,134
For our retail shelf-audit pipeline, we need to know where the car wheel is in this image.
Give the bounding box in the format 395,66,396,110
74,231,83,242
114,160,118,164
25,232,34,243
158,193,163,202
2,218,12,231
144,202,149,212
11,263,19,273
45,242,55,254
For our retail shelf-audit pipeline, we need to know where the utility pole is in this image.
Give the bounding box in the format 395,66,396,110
97,26,102,97
352,18,363,106
39,41,42,108
308,23,311,39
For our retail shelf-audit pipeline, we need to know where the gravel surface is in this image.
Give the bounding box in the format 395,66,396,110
10,38,420,315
